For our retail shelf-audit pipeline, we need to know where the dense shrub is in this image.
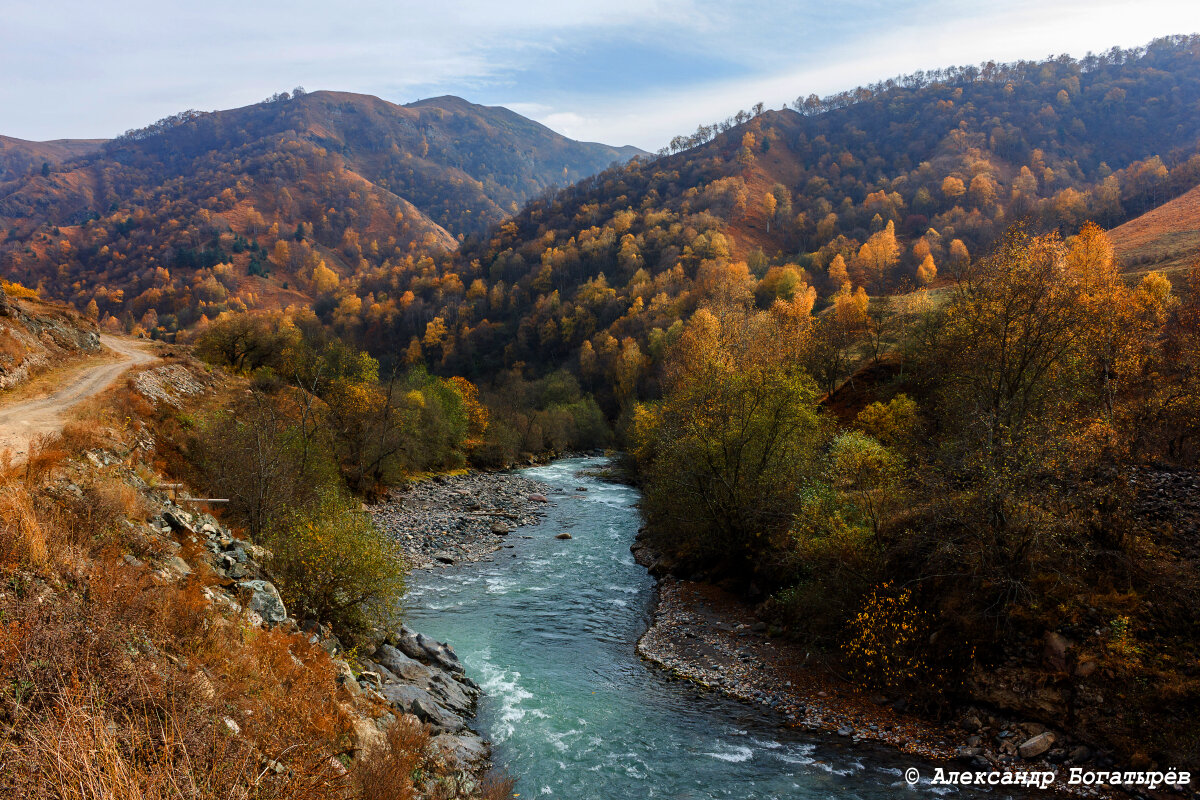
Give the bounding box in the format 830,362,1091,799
264,489,406,643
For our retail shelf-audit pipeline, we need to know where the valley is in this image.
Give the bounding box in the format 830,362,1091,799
0,25,1199,800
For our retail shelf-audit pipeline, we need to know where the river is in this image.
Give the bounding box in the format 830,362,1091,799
404,457,1017,799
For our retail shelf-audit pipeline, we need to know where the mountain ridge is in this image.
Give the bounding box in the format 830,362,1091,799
0,89,645,334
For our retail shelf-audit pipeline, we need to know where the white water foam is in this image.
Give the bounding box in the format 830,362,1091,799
476,653,534,741
704,743,755,763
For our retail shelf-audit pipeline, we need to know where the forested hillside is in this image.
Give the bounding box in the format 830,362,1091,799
0,90,641,338
422,35,1200,401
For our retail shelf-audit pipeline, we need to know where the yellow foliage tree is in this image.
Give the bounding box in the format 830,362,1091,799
916,254,937,285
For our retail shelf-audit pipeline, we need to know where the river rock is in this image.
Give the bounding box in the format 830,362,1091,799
556,532,572,540
375,644,436,682
427,671,479,715
1068,745,1092,763
415,631,465,673
490,522,510,535
237,580,287,626
1019,731,1056,759
528,493,549,502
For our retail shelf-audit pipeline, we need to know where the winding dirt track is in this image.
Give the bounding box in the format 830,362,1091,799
0,335,155,461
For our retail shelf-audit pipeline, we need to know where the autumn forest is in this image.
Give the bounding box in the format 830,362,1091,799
3,31,1200,776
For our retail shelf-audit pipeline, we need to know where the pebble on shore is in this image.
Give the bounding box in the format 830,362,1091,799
636,577,1112,799
371,472,554,569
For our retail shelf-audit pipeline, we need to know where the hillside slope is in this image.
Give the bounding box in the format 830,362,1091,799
0,134,104,183
0,282,101,393
0,90,643,336
1109,181,1200,273
352,35,1200,396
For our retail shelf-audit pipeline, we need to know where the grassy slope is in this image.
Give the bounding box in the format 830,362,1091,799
1109,181,1200,275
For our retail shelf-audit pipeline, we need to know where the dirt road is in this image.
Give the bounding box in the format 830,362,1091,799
0,335,156,461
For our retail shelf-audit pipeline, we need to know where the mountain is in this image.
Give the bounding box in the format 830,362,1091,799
0,90,644,334
0,135,104,183
382,34,1200,395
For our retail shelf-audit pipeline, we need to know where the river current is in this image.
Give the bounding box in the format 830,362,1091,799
405,457,1019,799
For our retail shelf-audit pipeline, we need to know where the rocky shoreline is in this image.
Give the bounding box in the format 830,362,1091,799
631,538,1131,799
138,489,495,783
371,471,554,569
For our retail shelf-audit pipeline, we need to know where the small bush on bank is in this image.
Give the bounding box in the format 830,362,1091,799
264,489,406,643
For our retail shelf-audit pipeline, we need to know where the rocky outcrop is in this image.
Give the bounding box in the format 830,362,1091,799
146,493,493,770
357,627,489,766
0,294,100,390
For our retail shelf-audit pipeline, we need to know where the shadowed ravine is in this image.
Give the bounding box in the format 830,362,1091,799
404,457,1022,799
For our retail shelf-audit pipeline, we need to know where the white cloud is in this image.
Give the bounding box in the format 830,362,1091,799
510,0,1200,149
0,0,1197,147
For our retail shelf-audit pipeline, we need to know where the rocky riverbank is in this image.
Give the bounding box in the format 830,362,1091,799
142,492,495,781
631,539,1130,798
371,471,554,569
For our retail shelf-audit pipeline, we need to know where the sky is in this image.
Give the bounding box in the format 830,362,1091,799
2,0,1200,151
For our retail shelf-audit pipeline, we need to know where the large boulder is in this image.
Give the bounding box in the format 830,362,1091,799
1019,731,1056,759
380,684,464,732
415,632,464,673
426,671,479,715
237,580,288,626
395,626,464,674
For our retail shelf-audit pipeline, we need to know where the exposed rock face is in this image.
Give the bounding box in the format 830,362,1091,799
0,294,101,390
358,627,489,767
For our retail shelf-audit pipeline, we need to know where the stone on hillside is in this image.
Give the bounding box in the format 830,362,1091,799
430,733,490,766
162,508,196,534
166,555,192,577
1019,731,1056,759
237,580,288,626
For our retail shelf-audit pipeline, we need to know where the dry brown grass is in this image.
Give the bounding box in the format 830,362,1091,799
0,483,47,567
0,375,495,800
1110,182,1200,274
58,417,114,453
0,516,360,799
355,715,430,800
18,433,68,486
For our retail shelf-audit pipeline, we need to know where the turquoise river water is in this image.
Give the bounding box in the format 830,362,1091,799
405,457,1023,799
